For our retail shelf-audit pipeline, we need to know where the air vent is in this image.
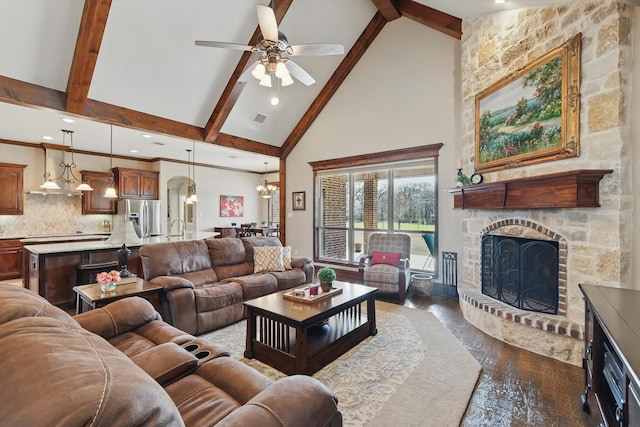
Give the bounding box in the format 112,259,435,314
254,113,267,124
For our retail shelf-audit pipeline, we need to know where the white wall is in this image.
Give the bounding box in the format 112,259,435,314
285,17,463,261
633,6,640,285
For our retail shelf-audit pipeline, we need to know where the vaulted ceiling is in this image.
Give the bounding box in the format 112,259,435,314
0,0,566,171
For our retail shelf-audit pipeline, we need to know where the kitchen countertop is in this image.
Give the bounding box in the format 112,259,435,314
20,234,110,244
23,232,218,255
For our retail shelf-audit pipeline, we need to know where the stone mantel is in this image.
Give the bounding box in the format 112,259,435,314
448,169,613,210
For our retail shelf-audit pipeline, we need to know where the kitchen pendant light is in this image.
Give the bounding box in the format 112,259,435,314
40,130,94,191
185,149,193,205
104,126,118,198
189,141,198,203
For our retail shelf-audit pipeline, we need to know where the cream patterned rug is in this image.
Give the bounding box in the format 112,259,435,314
201,302,481,427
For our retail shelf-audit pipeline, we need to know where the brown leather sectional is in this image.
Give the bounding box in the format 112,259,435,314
0,284,342,426
139,236,314,335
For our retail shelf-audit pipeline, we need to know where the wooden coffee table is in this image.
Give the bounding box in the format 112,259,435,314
243,281,377,375
73,278,163,314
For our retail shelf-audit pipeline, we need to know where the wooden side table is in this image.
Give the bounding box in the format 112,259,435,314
73,278,163,314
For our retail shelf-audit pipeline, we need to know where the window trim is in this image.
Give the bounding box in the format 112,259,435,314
309,144,443,273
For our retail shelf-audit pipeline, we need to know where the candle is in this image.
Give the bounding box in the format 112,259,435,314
456,159,463,169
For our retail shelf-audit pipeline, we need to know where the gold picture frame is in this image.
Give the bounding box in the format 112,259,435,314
475,33,581,173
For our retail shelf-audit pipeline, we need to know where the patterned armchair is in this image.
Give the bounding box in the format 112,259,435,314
358,233,411,304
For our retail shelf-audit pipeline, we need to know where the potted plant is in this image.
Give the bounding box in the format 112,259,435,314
317,267,336,292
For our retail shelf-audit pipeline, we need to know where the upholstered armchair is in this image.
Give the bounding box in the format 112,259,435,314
358,233,412,304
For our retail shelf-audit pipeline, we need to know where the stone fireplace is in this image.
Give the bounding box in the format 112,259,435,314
456,2,634,367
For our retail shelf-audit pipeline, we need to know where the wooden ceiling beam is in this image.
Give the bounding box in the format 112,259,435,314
396,0,462,40
202,0,294,144
370,0,401,21
280,12,387,159
0,76,66,110
66,0,112,114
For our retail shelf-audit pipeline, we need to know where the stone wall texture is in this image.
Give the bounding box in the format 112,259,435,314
458,0,635,363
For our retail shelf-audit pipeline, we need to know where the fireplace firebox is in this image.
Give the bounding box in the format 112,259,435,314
481,235,559,315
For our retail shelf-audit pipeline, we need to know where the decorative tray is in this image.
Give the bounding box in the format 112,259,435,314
283,285,342,304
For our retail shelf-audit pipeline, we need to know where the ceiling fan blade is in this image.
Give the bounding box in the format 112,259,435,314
284,60,316,86
257,4,278,43
289,44,345,56
195,40,253,51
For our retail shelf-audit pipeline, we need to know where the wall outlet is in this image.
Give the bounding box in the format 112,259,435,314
287,212,293,218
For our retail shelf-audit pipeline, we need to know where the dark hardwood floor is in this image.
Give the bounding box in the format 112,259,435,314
403,289,592,426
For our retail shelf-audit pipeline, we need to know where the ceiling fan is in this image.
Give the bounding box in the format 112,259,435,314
195,4,344,87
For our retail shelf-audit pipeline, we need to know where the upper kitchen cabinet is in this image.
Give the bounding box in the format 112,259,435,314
0,163,26,215
113,168,159,200
80,171,117,214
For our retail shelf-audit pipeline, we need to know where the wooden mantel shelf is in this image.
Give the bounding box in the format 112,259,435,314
448,169,613,210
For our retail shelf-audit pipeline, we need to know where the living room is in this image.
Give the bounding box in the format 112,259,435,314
1,0,640,426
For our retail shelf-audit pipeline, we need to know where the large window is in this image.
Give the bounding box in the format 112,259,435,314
315,158,438,272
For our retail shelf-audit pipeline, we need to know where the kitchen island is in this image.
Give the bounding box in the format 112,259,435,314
24,232,217,309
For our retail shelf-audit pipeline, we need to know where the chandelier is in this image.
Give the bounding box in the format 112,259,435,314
40,129,93,191
256,162,277,199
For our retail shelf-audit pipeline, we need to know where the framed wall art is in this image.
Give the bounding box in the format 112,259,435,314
475,33,581,173
220,195,244,217
292,191,305,211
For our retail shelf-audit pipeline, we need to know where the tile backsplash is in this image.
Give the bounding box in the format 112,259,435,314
0,194,112,237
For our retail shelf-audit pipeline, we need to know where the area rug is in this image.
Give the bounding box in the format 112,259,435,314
200,301,481,427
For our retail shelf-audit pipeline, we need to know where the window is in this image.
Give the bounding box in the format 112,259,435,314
312,147,440,273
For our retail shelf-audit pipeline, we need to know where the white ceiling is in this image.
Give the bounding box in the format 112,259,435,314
0,0,569,172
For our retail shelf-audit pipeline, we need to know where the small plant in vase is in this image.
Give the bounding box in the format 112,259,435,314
317,267,336,292
97,270,121,293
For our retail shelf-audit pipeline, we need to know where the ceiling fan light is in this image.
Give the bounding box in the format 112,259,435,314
270,96,280,106
252,63,266,80
259,74,272,87
275,61,288,78
281,74,294,86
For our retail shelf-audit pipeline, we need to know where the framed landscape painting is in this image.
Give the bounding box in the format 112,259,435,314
220,195,244,217
475,33,581,172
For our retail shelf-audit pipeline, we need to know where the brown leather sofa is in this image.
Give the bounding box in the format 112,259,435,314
0,284,342,426
139,236,314,335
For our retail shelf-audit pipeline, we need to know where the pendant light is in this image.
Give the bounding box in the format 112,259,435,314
40,129,93,191
185,149,193,205
189,141,198,203
256,162,277,199
104,125,118,198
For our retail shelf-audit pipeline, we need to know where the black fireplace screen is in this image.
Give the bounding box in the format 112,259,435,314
481,235,559,315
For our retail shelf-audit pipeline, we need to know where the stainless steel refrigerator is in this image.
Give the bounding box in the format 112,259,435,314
117,199,162,238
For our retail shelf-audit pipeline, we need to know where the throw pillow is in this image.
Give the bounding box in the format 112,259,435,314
254,246,285,273
282,246,292,270
370,251,401,267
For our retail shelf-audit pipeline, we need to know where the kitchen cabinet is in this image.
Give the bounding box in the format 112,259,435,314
0,239,22,280
580,284,640,426
81,171,117,214
0,163,26,215
113,167,159,199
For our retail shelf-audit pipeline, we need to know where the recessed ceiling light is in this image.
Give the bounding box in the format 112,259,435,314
495,0,506,4
61,117,75,123
141,133,152,138
42,135,53,140
129,149,139,153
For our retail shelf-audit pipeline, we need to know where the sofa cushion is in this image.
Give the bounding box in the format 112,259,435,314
253,246,285,273
140,240,216,281
268,269,308,290
0,284,80,327
241,236,282,264
221,274,278,300
0,316,183,426
130,342,199,386
206,238,253,280
194,282,243,313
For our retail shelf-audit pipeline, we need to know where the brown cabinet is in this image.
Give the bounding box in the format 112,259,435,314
113,167,159,199
81,171,117,214
580,284,640,427
0,239,23,280
0,163,26,215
